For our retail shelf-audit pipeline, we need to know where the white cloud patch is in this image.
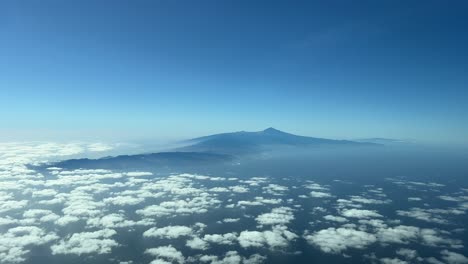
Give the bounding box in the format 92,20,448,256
51,229,118,255
238,225,297,249
310,191,332,198
143,226,194,239
186,236,209,250
256,207,294,226
341,209,383,219
440,250,468,264
304,227,377,254
145,245,185,264
0,226,58,263
203,233,238,245
323,215,348,223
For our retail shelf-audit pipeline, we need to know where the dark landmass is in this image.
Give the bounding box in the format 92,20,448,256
43,128,380,170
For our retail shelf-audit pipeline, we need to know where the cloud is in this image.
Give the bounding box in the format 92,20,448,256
31,188,58,198
186,237,209,250
137,195,221,217
222,218,240,223
341,209,383,219
51,229,118,255
396,208,449,224
103,195,145,206
310,191,332,198
396,248,419,260
0,226,58,263
126,171,153,177
263,184,288,195
145,245,185,264
349,195,391,204
203,233,238,245
237,197,282,207
143,226,193,239
87,214,154,229
0,199,28,213
379,258,408,264
22,209,60,223
440,250,468,264
199,251,241,264
304,227,377,254
255,207,294,226
238,225,297,249
323,215,348,223
305,183,328,191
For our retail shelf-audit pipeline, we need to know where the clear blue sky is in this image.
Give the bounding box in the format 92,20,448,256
1,0,467,144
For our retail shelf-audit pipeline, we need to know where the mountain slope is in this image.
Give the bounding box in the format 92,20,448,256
178,127,378,154
48,152,233,170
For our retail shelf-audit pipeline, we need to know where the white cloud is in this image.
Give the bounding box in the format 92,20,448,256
199,251,241,264
186,236,209,250
323,215,348,223
376,225,419,244
380,258,408,264
304,227,376,254
51,229,118,255
137,195,221,217
263,184,288,195
310,191,332,198
145,245,185,264
222,218,240,223
341,209,382,219
126,171,153,177
396,208,448,224
237,197,282,207
238,225,297,249
349,195,391,204
256,207,294,226
31,188,58,198
441,250,468,264
203,233,238,245
103,195,145,206
143,226,193,239
396,248,419,260
0,226,58,262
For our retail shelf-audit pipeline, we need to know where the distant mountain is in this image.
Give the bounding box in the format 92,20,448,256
177,127,378,155
43,128,379,170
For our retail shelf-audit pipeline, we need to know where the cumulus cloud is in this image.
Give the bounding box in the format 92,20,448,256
0,226,58,262
349,195,391,204
199,251,266,264
51,229,118,255
186,236,209,250
255,207,294,226
143,226,193,239
341,209,383,219
126,171,153,177
304,227,376,254
238,225,297,250
203,233,238,245
145,245,185,264
440,250,468,264
323,215,348,223
396,208,449,225
310,191,332,198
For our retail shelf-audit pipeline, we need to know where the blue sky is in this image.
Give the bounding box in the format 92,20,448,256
1,0,467,144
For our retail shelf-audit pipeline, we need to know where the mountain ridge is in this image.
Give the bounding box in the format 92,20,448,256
43,128,380,170
178,127,378,154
